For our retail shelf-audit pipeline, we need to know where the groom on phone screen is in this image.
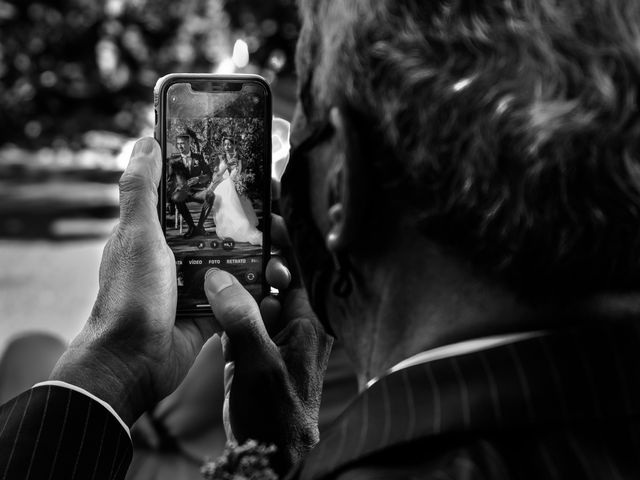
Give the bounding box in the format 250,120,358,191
168,131,214,239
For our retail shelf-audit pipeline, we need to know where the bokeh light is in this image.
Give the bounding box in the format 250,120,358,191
232,39,250,68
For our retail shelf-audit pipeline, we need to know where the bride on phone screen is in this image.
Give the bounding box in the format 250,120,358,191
210,136,262,246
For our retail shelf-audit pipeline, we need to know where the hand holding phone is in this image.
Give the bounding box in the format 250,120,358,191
51,138,221,426
202,220,333,472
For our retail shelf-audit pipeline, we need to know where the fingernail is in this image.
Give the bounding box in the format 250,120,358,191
205,268,234,294
132,137,155,156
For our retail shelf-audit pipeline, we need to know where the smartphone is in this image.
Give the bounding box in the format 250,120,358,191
154,74,271,316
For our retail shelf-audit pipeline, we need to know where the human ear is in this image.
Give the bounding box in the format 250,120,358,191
324,107,370,253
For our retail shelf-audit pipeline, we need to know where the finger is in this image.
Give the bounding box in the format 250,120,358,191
119,137,161,227
270,214,305,289
271,214,292,248
260,295,283,336
266,257,291,291
204,268,275,358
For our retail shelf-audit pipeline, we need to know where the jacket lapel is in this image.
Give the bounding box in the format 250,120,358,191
297,322,640,480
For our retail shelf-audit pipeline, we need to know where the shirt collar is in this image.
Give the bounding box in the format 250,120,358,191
366,330,549,389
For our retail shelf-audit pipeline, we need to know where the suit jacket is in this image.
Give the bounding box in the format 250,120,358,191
2,322,639,480
292,322,640,479
168,152,211,193
0,384,131,480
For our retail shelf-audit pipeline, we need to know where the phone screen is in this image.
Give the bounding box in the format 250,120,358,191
159,77,271,312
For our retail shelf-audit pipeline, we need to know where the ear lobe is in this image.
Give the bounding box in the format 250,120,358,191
326,203,345,251
323,107,368,253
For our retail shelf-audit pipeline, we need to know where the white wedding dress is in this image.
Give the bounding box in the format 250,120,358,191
212,170,262,246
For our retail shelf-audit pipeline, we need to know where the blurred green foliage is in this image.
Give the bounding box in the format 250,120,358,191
0,0,299,150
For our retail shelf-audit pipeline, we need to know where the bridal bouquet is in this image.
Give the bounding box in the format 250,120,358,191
232,171,256,196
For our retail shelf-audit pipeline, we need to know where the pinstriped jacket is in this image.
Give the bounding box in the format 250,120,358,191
1,321,640,479
0,385,131,480
292,322,640,479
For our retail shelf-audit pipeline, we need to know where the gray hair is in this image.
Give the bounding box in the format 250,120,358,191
296,0,640,293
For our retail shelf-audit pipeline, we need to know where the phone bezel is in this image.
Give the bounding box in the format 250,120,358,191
154,73,272,317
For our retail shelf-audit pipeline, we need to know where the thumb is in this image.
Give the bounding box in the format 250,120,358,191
204,268,274,359
119,137,162,227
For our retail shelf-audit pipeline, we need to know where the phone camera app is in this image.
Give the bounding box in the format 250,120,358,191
164,81,267,307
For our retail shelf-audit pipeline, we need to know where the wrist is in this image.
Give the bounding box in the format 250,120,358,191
49,340,152,426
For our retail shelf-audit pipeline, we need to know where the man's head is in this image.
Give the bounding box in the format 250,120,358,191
291,0,640,295
176,134,191,156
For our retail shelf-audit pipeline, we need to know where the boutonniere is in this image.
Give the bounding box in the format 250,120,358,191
202,440,278,479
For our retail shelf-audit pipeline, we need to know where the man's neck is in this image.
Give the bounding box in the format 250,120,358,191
335,232,554,389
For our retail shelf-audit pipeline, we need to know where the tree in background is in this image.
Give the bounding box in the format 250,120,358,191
0,0,231,149
224,0,299,80
0,0,300,150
